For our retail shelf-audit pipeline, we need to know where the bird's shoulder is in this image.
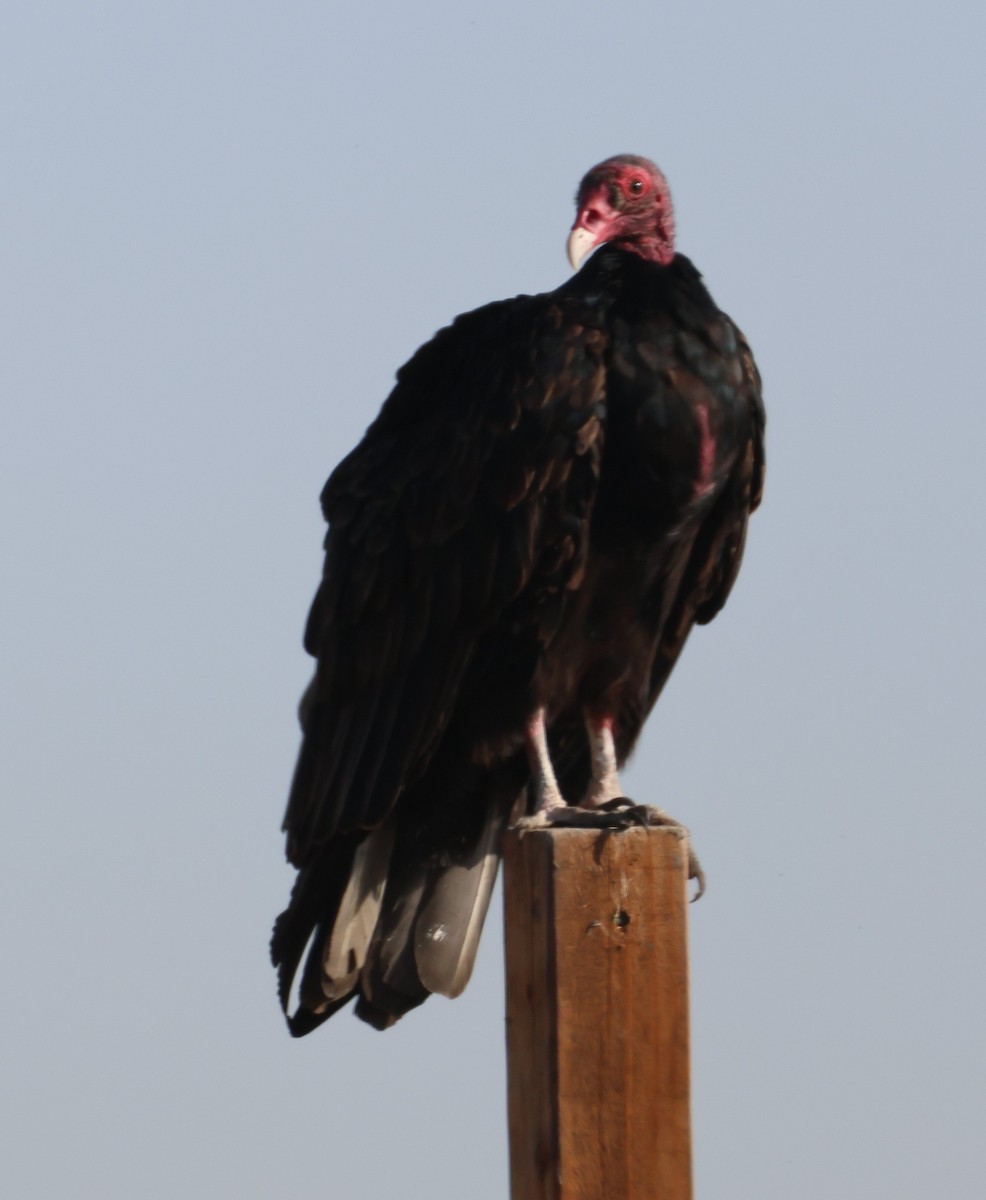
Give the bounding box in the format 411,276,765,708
320,285,610,537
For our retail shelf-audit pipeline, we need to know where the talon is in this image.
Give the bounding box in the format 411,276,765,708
597,797,633,813
519,710,709,896
624,803,708,900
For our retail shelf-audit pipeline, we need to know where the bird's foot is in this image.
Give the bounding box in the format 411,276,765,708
513,799,706,901
514,800,645,832
624,802,706,901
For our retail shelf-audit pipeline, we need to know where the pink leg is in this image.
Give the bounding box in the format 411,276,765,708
525,707,567,816
515,711,706,899
583,715,623,809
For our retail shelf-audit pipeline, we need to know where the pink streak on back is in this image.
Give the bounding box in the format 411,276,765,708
693,404,716,498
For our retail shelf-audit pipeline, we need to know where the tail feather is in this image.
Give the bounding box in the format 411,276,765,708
359,857,431,1021
272,777,520,1035
270,839,353,1018
414,799,510,998
355,781,518,1025
322,819,397,999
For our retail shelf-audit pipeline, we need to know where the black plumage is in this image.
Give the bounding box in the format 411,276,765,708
272,156,765,1033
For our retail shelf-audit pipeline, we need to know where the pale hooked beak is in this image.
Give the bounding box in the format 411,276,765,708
567,225,598,271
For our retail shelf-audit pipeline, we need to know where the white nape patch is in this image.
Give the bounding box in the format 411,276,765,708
423,923,448,943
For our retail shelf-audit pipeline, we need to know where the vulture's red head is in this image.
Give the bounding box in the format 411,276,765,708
568,155,675,271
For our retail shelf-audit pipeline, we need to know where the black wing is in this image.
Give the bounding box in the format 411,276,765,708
281,294,608,868
645,316,765,722
544,271,765,792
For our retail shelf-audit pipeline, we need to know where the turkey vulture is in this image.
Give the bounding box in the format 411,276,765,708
272,155,765,1034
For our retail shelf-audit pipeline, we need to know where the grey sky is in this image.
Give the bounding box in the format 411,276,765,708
2,2,984,1197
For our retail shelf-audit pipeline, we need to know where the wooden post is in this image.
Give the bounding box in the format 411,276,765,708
503,825,692,1200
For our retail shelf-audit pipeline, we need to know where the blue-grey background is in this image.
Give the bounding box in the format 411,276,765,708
3,2,983,1196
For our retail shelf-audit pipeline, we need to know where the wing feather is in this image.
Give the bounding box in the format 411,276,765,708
646,314,766,709
281,295,607,864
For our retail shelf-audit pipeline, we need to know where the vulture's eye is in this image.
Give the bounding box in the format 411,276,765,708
628,177,645,196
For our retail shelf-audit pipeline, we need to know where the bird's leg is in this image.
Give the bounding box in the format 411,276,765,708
583,715,623,808
581,713,707,900
524,706,568,818
515,707,630,833
512,711,705,897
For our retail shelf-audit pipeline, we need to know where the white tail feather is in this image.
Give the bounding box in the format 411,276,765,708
322,821,396,999
414,803,510,998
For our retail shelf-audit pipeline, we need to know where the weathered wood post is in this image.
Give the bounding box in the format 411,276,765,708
503,825,692,1200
